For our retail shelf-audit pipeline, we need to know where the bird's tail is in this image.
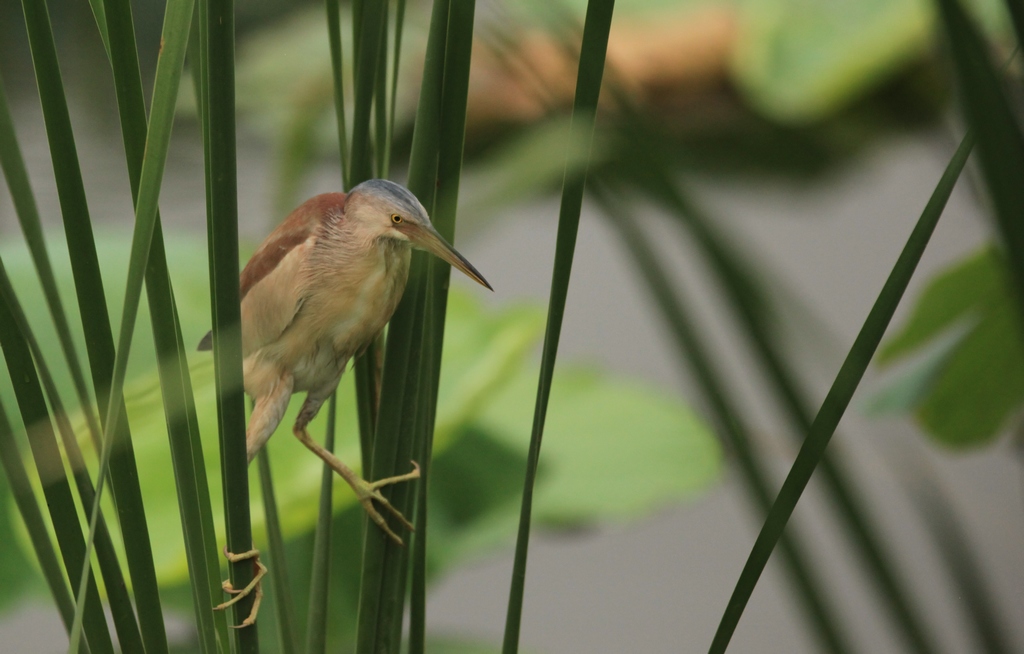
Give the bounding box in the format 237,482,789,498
197,331,213,351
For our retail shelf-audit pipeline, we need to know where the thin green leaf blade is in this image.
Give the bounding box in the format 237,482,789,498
304,395,337,654
0,73,100,457
707,127,975,654
18,0,166,648
202,0,259,644
0,291,114,654
69,2,196,649
0,263,146,654
409,1,477,650
0,398,79,639
98,0,227,643
324,0,349,188
352,3,440,652
256,449,299,654
638,168,941,654
354,0,469,649
502,2,615,652
349,0,387,185
594,184,852,654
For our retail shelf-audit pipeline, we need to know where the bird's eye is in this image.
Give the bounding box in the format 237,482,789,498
391,214,403,224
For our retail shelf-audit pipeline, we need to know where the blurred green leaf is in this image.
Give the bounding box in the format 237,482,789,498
734,0,1010,122
427,367,722,570
873,247,1024,447
879,247,1006,361
479,368,720,520
864,316,974,414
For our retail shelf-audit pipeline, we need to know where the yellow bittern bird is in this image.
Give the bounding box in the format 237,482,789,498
201,179,491,626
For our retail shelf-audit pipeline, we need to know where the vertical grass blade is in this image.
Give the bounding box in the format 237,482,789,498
593,184,853,654
0,294,114,654
349,0,387,185
324,0,349,187
706,129,972,654
385,0,407,174
202,0,258,644
935,0,1024,314
406,347,431,654
408,1,477,650
18,1,164,640
373,2,389,178
304,395,337,654
158,283,230,654
159,275,229,652
354,0,454,649
0,397,79,640
66,2,194,649
256,449,299,654
0,74,101,451
355,280,427,653
0,263,146,654
502,2,615,652
97,0,228,647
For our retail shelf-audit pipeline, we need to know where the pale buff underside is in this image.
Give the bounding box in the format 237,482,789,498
241,230,411,403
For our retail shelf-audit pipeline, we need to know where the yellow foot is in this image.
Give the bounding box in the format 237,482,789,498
213,547,267,629
354,461,421,546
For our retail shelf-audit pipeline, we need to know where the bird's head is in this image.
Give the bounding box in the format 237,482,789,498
346,179,492,290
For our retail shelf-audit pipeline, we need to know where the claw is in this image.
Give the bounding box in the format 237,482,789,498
213,548,266,628
355,461,421,546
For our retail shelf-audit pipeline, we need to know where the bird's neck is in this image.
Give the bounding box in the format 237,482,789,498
309,221,411,289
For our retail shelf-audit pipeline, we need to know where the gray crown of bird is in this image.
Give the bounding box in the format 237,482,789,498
201,179,491,627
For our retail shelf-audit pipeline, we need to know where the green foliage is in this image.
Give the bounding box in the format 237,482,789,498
502,0,616,650
733,0,1011,121
871,247,1024,447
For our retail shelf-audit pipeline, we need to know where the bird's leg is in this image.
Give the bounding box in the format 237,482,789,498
292,396,419,545
213,547,267,628
210,376,289,627
246,374,294,463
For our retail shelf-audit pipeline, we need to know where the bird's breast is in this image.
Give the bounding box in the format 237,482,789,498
281,242,410,392
318,247,409,349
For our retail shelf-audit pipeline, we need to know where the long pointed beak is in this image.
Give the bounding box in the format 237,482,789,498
407,223,492,290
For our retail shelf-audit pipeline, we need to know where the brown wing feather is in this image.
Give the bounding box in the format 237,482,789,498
198,193,347,352
240,192,348,300
239,192,350,356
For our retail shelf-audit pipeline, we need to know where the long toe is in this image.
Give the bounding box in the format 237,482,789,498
360,496,406,545
369,489,415,531
367,461,421,491
213,547,267,628
344,464,419,545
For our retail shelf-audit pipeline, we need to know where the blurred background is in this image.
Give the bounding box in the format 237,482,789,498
0,0,1021,651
